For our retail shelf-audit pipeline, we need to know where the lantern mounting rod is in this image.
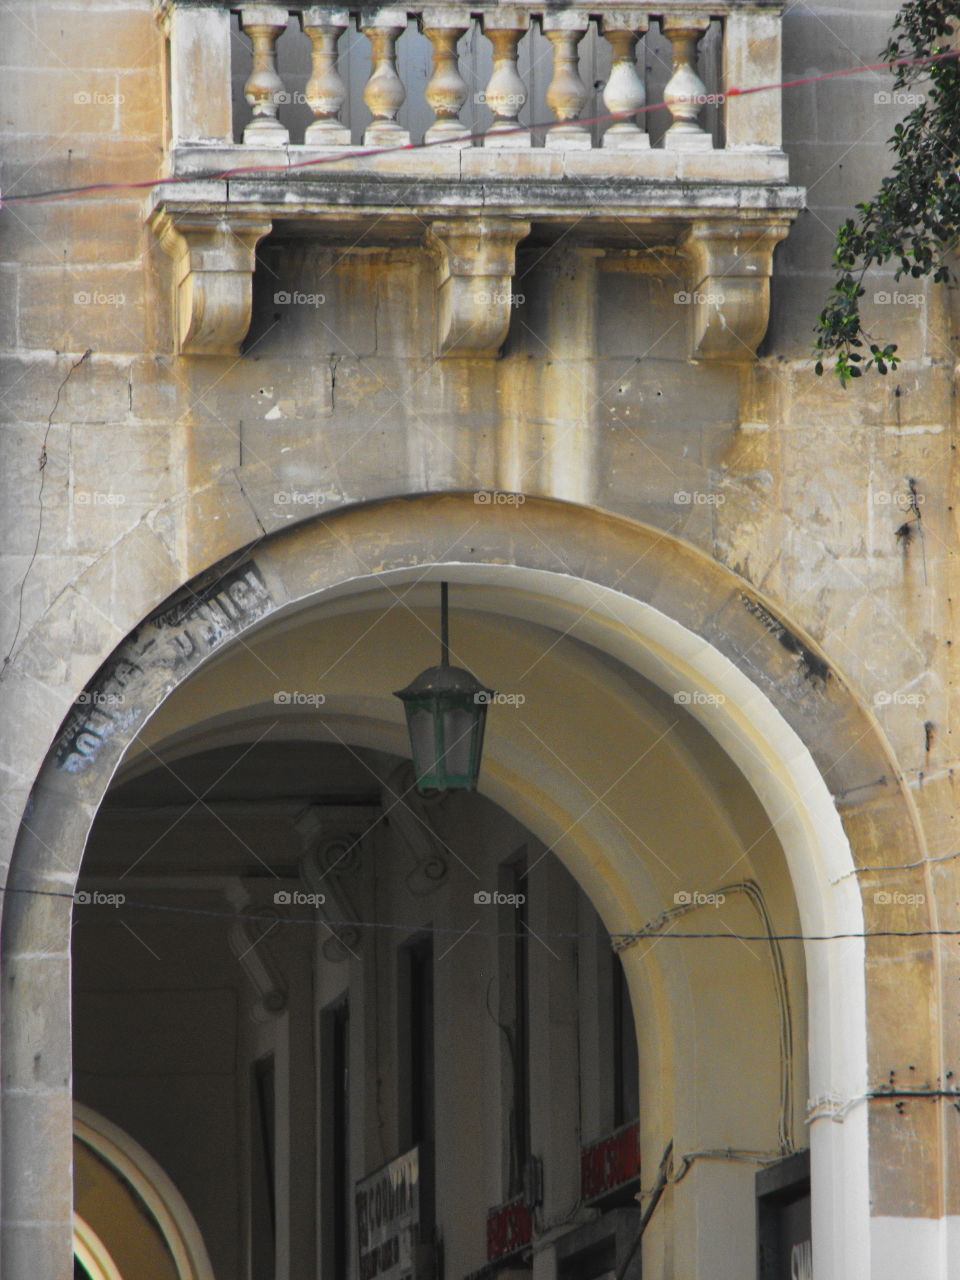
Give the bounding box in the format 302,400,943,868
441,580,449,667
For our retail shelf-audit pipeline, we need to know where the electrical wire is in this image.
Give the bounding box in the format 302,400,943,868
9,883,960,943
806,1087,960,1124
1,49,958,208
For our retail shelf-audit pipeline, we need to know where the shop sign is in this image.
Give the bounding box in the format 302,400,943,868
486,1195,533,1261
356,1146,421,1280
580,1121,640,1202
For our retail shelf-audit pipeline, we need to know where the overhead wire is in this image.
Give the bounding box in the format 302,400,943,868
1,49,959,208
6,882,960,944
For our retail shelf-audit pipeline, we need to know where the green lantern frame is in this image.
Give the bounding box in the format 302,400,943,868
394,583,494,792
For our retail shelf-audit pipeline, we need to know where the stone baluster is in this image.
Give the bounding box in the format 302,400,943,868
361,10,410,147
542,13,590,150
662,16,712,150
480,11,531,147
421,9,470,145
241,6,290,146
301,8,351,147
600,13,650,150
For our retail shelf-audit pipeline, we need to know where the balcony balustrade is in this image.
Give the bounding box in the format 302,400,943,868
149,0,804,359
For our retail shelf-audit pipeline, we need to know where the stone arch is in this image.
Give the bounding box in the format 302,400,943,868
72,1103,217,1280
3,493,927,1280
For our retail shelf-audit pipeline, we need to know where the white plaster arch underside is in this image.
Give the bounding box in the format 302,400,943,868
72,1216,124,1280
73,1103,217,1280
118,563,870,1280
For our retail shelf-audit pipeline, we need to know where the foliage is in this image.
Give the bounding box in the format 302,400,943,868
812,4,960,383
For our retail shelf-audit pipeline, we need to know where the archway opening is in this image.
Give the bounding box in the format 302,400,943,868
70,574,816,1280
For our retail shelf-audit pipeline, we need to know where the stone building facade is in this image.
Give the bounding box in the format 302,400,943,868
1,0,958,1278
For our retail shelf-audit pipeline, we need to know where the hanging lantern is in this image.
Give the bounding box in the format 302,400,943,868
394,583,493,792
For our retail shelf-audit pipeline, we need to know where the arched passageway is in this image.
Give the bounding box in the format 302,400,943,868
5,494,911,1280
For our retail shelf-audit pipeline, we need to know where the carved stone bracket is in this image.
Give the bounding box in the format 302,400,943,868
151,209,272,356
296,805,381,961
229,912,288,1018
679,217,794,362
380,761,451,896
427,216,531,357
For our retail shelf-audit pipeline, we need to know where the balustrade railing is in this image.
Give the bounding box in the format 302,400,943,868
159,1,786,162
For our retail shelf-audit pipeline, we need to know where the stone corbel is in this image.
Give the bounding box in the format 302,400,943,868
151,209,273,356
296,805,381,960
679,218,793,362
427,216,531,357
229,913,287,1017
380,761,450,896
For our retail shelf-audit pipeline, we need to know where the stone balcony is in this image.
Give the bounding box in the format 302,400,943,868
148,0,804,358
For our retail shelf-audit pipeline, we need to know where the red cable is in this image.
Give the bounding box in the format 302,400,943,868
1,47,958,207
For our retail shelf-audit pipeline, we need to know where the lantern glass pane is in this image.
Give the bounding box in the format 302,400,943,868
441,707,475,778
407,707,438,778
